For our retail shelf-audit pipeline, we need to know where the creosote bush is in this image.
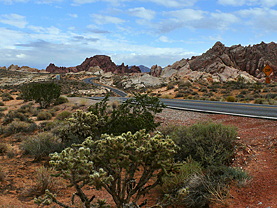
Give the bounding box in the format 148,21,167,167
169,121,238,168
3,121,37,136
54,111,71,121
21,132,63,160
37,111,52,121
35,130,178,208
226,96,236,102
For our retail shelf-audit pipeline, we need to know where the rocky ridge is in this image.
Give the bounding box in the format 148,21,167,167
46,55,141,74
152,41,277,83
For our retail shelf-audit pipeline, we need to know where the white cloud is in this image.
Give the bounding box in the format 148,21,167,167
142,0,198,7
236,7,277,31
158,36,173,43
218,0,277,7
0,14,27,28
68,14,78,18
0,0,28,4
91,14,125,25
128,7,155,20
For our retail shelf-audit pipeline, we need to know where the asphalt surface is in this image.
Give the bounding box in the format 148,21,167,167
83,77,128,97
83,77,277,120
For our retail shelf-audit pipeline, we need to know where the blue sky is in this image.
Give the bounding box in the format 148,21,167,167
1,0,277,69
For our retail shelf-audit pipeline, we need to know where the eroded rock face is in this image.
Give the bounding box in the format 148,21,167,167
189,41,277,79
150,65,162,77
159,41,277,83
46,55,141,74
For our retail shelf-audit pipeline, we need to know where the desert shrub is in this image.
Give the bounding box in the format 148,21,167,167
53,96,68,105
244,94,255,101
199,87,208,92
167,83,175,90
21,82,61,108
2,110,30,125
6,144,15,158
1,92,13,100
16,94,23,100
175,92,184,98
22,166,64,197
0,107,7,111
37,111,52,121
35,130,178,208
55,111,71,121
226,96,236,102
0,143,8,154
191,91,199,96
4,121,37,136
0,101,4,106
2,97,10,101
170,121,238,168
254,98,266,104
159,159,203,195
178,80,192,89
0,166,5,182
210,97,216,101
21,132,63,160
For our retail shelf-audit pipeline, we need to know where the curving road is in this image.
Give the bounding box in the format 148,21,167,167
83,77,277,120
83,77,128,97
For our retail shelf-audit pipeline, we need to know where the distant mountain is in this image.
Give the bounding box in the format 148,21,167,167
46,55,141,74
128,65,150,73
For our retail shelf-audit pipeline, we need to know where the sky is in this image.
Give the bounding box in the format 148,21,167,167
1,0,277,70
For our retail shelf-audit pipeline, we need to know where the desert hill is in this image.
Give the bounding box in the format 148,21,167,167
46,55,141,74
151,41,276,83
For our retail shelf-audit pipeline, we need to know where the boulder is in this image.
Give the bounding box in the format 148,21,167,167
150,65,162,77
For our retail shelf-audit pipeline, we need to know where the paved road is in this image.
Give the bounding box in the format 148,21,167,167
83,77,128,97
83,77,277,120
160,99,277,120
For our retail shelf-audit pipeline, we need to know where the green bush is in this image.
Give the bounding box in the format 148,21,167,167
4,121,37,136
0,107,7,111
226,96,236,102
1,92,13,100
169,121,238,168
21,82,61,108
175,92,184,98
21,132,63,160
0,101,4,106
3,109,30,125
254,98,266,104
37,111,52,121
54,111,71,121
53,96,69,105
167,83,175,90
178,80,192,89
0,143,8,154
159,159,203,195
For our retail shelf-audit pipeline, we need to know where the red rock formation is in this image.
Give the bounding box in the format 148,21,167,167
150,65,162,77
189,41,277,79
46,55,141,74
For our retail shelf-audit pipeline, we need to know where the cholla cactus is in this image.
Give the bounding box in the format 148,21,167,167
59,110,101,143
36,130,178,208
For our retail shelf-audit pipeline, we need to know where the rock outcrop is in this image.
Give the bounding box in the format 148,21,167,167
150,65,162,77
46,55,141,74
159,41,277,83
189,41,277,79
5,64,40,73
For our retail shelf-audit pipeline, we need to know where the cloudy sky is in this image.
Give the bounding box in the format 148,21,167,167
1,0,277,69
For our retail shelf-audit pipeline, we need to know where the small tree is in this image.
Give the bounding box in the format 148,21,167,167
35,130,178,208
89,93,166,136
21,82,61,108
